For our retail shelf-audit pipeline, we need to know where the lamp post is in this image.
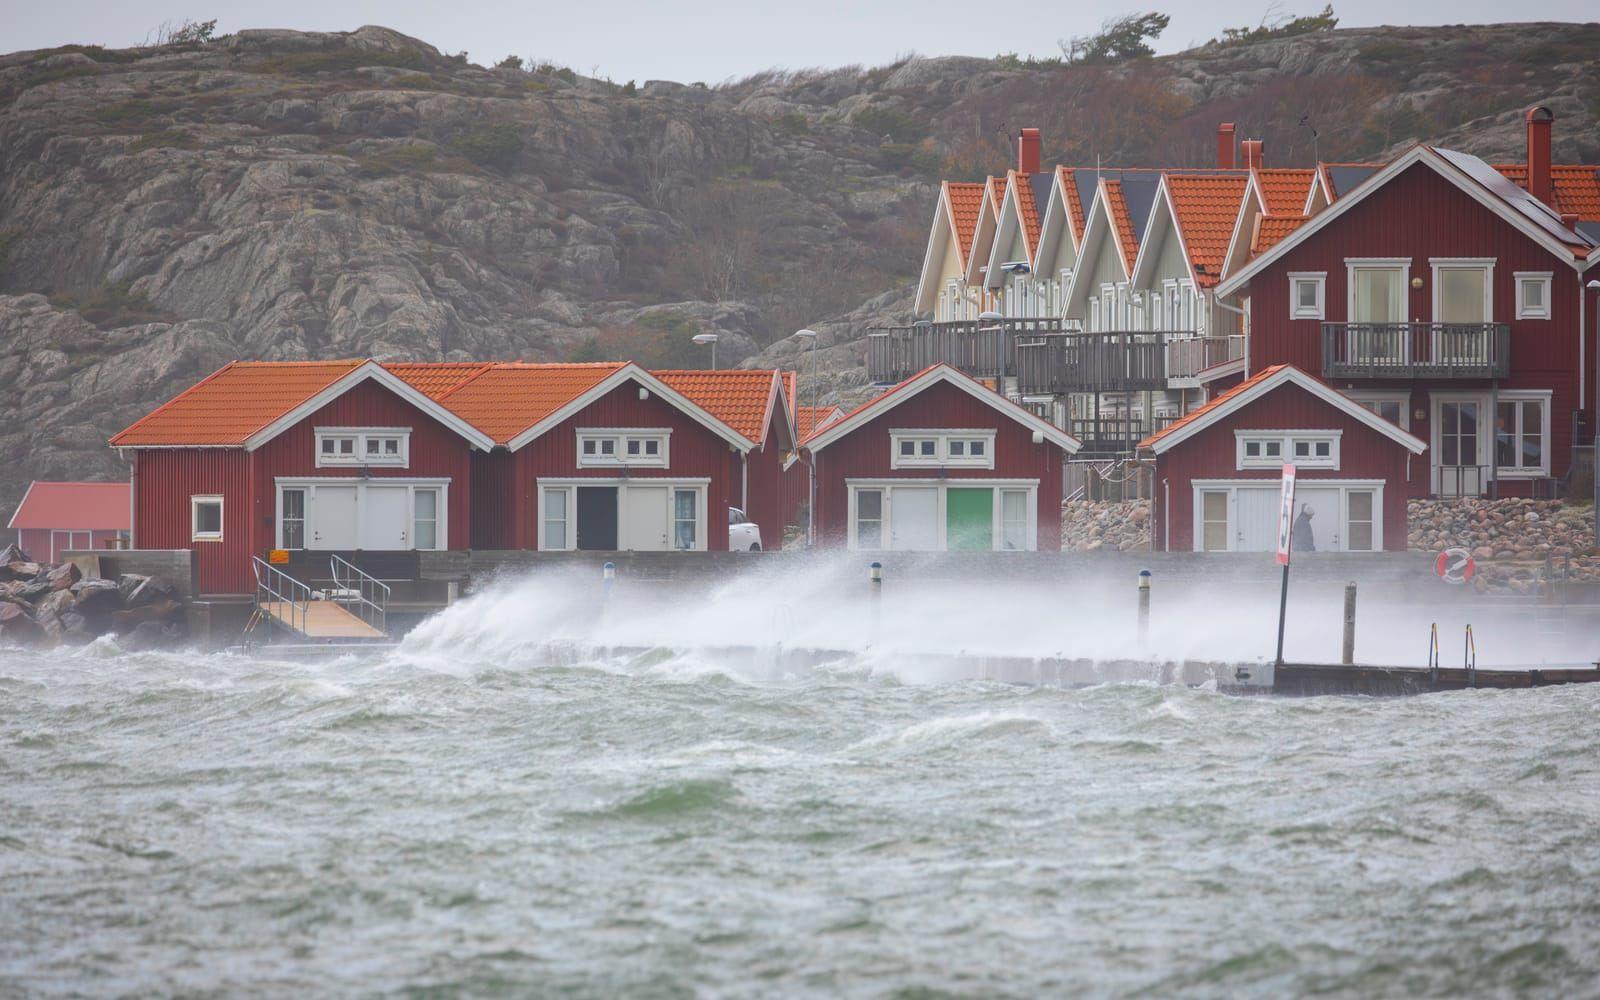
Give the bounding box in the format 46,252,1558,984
978,309,1006,396
1588,279,1600,546
794,329,818,415
692,332,719,370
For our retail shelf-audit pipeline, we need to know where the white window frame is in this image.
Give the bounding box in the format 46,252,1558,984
315,427,411,469
534,478,710,552
889,429,997,470
1514,271,1552,320
1430,258,1495,324
1190,479,1385,553
1347,390,1412,431
1493,389,1553,479
845,479,1040,552
576,428,672,468
1288,271,1326,320
273,478,450,550
1345,258,1412,323
1235,430,1341,471
191,495,224,542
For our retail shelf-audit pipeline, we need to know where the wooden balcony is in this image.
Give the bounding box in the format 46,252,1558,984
1015,332,1170,395
1067,414,1179,456
1166,335,1244,381
865,318,1069,384
1321,323,1511,380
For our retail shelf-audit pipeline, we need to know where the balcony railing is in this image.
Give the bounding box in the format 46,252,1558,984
1321,323,1511,380
1016,331,1171,394
865,318,1071,384
1166,334,1245,380
1067,413,1180,456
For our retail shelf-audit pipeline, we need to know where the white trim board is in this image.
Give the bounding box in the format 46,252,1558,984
1142,365,1427,456
504,363,754,454
247,361,495,452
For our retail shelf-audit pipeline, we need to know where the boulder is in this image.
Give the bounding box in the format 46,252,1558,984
119,620,184,652
111,600,183,633
0,602,45,646
56,611,96,646
45,563,81,592
1,561,43,582
0,543,32,564
72,578,123,615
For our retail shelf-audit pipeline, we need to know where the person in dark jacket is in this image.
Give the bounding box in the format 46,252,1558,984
1291,504,1317,553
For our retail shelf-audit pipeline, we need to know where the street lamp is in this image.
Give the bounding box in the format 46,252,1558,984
794,329,818,415
692,332,719,370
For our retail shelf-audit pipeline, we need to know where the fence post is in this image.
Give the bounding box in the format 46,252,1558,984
1341,581,1356,665
869,561,883,641
602,560,616,604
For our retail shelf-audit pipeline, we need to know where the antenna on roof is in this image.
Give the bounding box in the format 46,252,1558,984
1297,113,1319,165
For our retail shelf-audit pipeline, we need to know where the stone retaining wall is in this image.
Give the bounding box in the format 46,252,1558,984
1060,500,1152,552
1407,498,1599,589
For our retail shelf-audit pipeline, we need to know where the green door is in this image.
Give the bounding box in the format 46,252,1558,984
945,488,994,552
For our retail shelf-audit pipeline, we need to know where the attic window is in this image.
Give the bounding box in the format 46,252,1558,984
890,430,996,469
316,428,410,468
577,429,670,467
1515,272,1551,320
1289,272,1326,320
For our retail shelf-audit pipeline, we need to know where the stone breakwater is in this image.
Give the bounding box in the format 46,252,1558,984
0,544,185,649
1407,498,1600,588
1061,500,1152,552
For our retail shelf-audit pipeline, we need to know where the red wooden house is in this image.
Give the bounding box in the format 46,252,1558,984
803,364,1081,551
111,361,496,595
8,481,131,562
1139,365,1427,552
1215,111,1600,501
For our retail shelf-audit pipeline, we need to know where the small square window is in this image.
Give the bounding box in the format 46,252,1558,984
1294,440,1311,458
192,497,223,541
970,440,985,456
1516,273,1551,320
1264,441,1281,458
1289,273,1325,320
366,438,381,455
582,440,596,455
919,440,935,456
1246,441,1262,457
949,440,966,456
321,439,335,454
1315,441,1330,457
645,440,659,455
627,439,641,456
339,439,354,455
600,439,615,455
383,438,399,455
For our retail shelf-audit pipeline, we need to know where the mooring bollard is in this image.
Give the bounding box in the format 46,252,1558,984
1341,581,1357,665
1137,569,1151,646
602,560,616,604
869,561,883,641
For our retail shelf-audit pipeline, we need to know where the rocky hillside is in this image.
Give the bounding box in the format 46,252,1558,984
2,21,1597,519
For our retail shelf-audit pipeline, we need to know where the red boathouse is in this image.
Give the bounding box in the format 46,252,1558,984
7,481,132,562
803,364,1081,551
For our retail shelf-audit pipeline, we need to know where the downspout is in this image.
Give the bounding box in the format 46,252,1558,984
1162,476,1169,553
808,450,818,547
124,448,135,550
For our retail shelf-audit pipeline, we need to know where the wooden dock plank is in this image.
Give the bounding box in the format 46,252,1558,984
261,600,385,640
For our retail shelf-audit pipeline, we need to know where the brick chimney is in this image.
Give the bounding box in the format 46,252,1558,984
1561,212,1580,232
1241,139,1264,171
1217,122,1236,169
1526,106,1553,207
1018,128,1041,175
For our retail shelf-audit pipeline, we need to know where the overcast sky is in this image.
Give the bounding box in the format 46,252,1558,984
10,1,1597,83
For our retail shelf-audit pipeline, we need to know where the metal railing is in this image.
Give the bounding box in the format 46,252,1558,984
253,556,312,636
1322,323,1511,379
1166,334,1244,380
865,318,1071,384
1435,464,1490,498
329,554,390,635
1016,331,1171,394
1067,413,1178,457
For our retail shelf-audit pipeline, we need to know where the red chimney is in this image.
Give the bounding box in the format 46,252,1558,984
1241,139,1264,171
1561,212,1580,232
1526,106,1553,207
1217,122,1236,169
1018,128,1041,175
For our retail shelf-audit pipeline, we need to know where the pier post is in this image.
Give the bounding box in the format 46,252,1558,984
868,561,883,642
1137,569,1151,646
1341,581,1356,665
602,561,616,604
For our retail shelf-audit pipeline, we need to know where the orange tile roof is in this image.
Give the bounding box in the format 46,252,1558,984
945,181,986,268
1102,180,1139,273
654,369,778,445
434,363,625,446
1252,214,1309,257
1139,364,1290,451
1057,166,1087,245
385,362,493,399
110,360,365,447
1493,163,1600,221
986,175,1007,215
795,405,842,439
1009,169,1043,255
1254,168,1315,215
1166,174,1250,287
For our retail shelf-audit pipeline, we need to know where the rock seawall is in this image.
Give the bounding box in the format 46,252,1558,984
1061,500,1151,552
0,544,185,648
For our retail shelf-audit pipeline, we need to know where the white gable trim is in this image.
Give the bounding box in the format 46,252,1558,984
1062,183,1130,316
1219,146,1586,299
505,364,754,453
985,174,1037,287
1143,366,1427,456
962,180,1004,285
5,480,38,530
1129,178,1198,291
913,191,955,316
1034,169,1078,274
1221,180,1264,283
243,361,496,452
805,365,1080,455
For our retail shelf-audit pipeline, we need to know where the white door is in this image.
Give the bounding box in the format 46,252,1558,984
889,487,940,551
1290,486,1344,553
1235,486,1280,552
360,485,410,550
621,486,669,551
313,486,358,549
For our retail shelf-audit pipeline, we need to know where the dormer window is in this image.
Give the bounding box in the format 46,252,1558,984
316,428,410,468
890,430,996,470
577,429,670,468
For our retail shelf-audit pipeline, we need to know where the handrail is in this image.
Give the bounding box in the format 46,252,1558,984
253,556,311,637
329,554,390,635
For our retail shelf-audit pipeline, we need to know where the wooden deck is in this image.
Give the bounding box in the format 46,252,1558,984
261,600,385,640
